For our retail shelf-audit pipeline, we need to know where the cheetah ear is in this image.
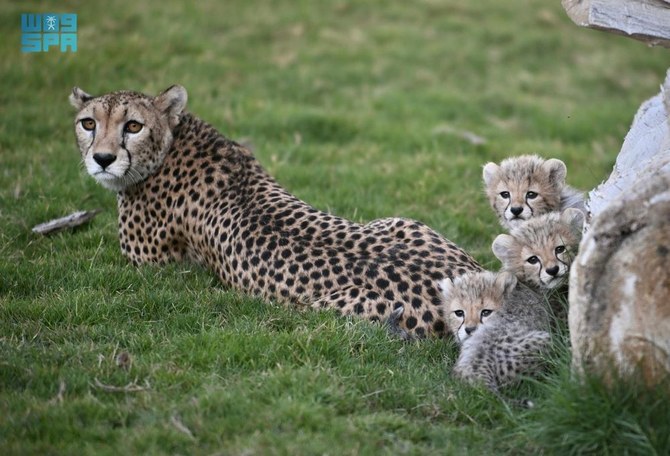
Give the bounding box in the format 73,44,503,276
69,87,93,110
494,271,517,297
491,234,516,265
560,207,585,237
482,162,500,186
154,85,188,128
439,277,456,301
543,158,567,186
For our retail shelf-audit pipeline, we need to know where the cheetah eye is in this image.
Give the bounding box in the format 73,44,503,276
555,245,566,254
526,256,540,265
499,191,510,199
454,310,465,318
526,191,538,199
124,121,143,134
80,118,96,131
480,309,493,318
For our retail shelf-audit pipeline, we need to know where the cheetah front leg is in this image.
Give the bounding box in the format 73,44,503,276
117,195,182,265
453,329,552,405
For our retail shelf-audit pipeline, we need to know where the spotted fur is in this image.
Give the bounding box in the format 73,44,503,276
482,155,585,231
69,86,482,337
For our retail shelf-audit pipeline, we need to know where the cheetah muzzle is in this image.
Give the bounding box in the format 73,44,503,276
69,85,482,337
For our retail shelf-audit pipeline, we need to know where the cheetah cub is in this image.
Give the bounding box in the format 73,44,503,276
438,273,508,344
447,271,552,396
491,208,584,292
482,155,585,231
384,272,510,343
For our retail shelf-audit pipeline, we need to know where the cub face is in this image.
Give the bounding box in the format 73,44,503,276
492,208,584,290
69,85,187,192
483,155,567,230
439,271,517,344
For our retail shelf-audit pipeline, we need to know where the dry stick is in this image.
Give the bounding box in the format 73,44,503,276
31,209,102,235
170,415,196,440
49,380,67,405
91,377,150,393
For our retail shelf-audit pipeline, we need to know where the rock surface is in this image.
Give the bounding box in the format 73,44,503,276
569,70,670,386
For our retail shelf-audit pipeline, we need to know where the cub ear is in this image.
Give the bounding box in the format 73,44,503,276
491,234,516,264
69,87,93,110
543,158,567,186
560,207,585,236
494,271,517,297
439,277,458,301
154,85,188,128
482,162,500,187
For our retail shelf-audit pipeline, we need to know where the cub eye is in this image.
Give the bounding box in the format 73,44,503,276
480,309,493,318
124,121,143,134
555,245,566,254
499,191,510,199
526,191,538,199
81,118,96,131
526,256,540,265
454,310,465,318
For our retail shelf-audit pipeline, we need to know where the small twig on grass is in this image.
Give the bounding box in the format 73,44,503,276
361,389,385,399
49,380,66,405
170,414,196,440
88,236,105,270
91,377,150,393
431,124,487,145
31,209,102,235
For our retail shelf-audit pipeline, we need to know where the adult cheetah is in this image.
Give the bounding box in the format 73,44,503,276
69,85,481,337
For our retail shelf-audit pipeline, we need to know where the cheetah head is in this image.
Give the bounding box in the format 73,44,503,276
439,271,516,344
69,85,187,192
483,155,567,230
492,208,584,290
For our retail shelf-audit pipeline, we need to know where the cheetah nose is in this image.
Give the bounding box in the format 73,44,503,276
545,265,560,276
464,326,476,335
93,153,117,170
510,206,523,216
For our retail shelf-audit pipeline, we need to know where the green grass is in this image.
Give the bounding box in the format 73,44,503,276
2,0,669,453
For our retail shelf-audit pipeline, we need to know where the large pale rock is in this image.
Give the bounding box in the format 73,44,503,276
569,70,670,386
570,173,670,385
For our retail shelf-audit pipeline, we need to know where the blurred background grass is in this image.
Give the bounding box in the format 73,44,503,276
1,0,669,454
